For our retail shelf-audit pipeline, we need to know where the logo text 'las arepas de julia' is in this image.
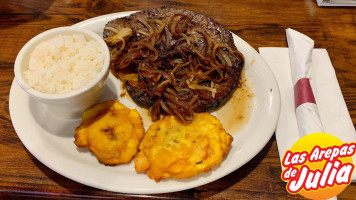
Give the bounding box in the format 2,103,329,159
281,133,356,200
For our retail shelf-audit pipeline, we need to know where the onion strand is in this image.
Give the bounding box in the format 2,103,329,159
105,14,243,122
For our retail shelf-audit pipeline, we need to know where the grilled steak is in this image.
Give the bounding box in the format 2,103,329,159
103,7,244,122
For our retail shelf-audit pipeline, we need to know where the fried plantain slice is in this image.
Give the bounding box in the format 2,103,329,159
74,100,145,165
134,113,233,182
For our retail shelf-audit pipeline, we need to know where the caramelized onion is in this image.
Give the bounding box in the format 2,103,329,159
118,72,138,81
104,27,133,45
160,100,173,114
220,50,233,68
188,83,217,98
132,42,159,61
149,100,161,122
156,80,171,91
170,15,182,37
180,33,191,46
106,14,242,122
148,19,166,36
137,18,154,35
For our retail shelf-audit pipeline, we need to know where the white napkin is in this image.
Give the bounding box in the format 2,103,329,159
259,47,356,181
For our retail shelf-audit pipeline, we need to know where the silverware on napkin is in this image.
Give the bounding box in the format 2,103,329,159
286,28,324,137
259,31,356,182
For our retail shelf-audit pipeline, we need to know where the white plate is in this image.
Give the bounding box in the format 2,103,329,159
9,12,280,194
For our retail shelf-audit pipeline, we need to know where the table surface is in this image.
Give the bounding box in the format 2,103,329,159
0,0,355,199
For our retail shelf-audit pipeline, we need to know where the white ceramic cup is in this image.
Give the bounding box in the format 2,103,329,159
14,27,110,119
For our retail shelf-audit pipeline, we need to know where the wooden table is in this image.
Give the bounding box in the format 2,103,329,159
1,0,355,199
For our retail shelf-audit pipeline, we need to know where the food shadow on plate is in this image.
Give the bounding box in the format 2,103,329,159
97,76,118,102
157,163,224,184
28,78,118,138
76,147,90,153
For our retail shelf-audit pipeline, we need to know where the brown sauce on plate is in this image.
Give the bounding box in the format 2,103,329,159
216,71,254,134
